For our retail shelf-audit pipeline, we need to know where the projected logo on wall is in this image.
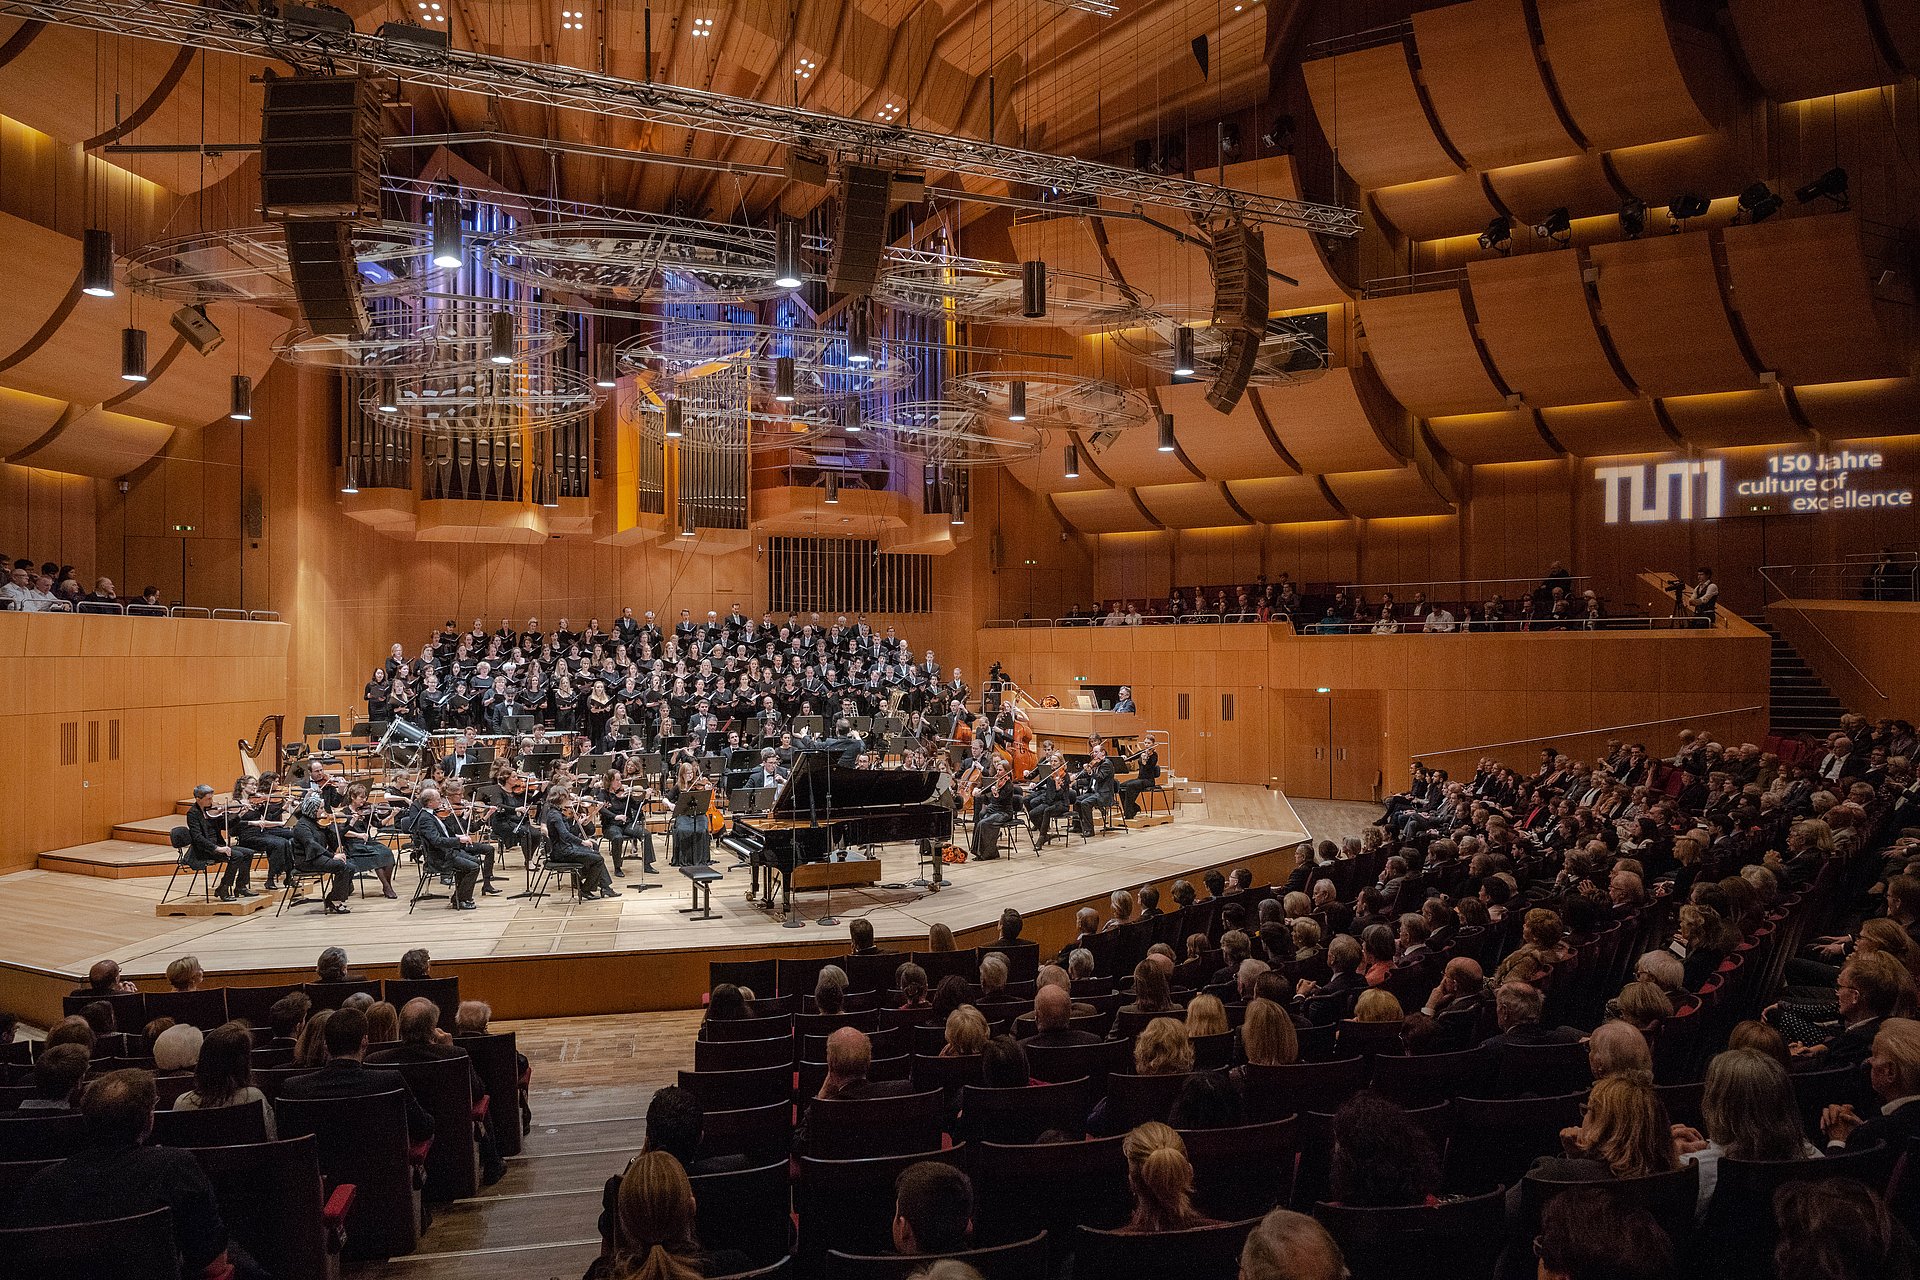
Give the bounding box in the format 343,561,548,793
1595,450,1913,523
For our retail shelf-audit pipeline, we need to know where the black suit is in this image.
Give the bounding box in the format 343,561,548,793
543,809,613,896
1840,1096,1920,1152
187,802,249,895
408,806,482,906
276,1058,435,1141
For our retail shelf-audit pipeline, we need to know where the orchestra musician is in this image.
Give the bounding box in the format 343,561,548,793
1023,746,1071,847
291,789,355,914
441,779,502,896
747,747,788,792
666,761,715,867
542,790,618,899
1117,734,1161,820
227,775,293,890
407,785,483,910
487,758,539,870
338,781,399,899
599,770,657,881
1067,755,1101,837
188,783,257,902
970,758,1018,861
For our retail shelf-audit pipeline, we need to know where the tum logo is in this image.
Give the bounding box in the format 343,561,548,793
1594,460,1725,524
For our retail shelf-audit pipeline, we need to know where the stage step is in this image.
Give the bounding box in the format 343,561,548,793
155,893,273,918
38,838,178,878
109,815,185,846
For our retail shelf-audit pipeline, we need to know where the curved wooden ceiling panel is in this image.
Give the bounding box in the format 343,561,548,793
1088,413,1201,488
1052,486,1158,534
12,406,171,478
1302,44,1459,191
1662,388,1807,450
1156,380,1296,481
1134,482,1246,529
1007,438,1109,496
0,385,69,457
1231,156,1352,309
1426,409,1562,464
1095,209,1212,318
1589,234,1755,396
0,250,134,408
1536,398,1672,455
1536,0,1722,150
1722,214,1903,386
0,214,83,358
1320,467,1454,518
1358,288,1506,418
1412,0,1579,171
1882,1,1920,75
114,51,262,193
1792,378,1920,440
1007,215,1110,286
1255,363,1409,476
1607,132,1749,207
1726,0,1897,101
1226,475,1346,524
1484,155,1621,227
110,300,288,430
1467,251,1633,406
1369,174,1498,243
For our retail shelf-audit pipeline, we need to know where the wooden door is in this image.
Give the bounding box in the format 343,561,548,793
1278,693,1333,799
1330,692,1382,802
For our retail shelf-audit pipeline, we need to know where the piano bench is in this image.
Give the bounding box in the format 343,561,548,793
678,865,724,922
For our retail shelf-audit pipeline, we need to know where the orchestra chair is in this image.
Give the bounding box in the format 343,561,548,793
1102,1070,1199,1131
1072,1216,1263,1280
142,989,230,1032
274,1089,422,1260
523,832,584,907
695,1036,793,1073
1312,1187,1507,1280
910,949,979,986
676,1064,792,1112
225,983,301,1027
1518,1161,1701,1255
1235,1058,1369,1123
161,827,214,906
61,990,147,1029
804,1026,904,1063
1369,1046,1494,1110
827,1231,1048,1280
697,1101,794,1168
382,979,460,1030
1023,1037,1133,1088
1701,1141,1896,1279
691,1160,794,1267
190,1134,353,1280
0,1081,35,1108
303,981,383,1012
699,1013,795,1042
1443,1092,1586,1196
709,960,778,998
0,1205,180,1280
956,1077,1096,1145
404,832,460,914
275,862,332,918
1138,781,1175,820
803,1088,945,1159
797,1055,911,1103
150,1101,272,1148
798,1147,966,1269
971,1136,1128,1269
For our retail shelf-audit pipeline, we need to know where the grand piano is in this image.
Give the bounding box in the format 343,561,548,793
724,751,952,918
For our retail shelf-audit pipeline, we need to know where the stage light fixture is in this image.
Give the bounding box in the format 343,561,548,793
1218,122,1241,160
1007,380,1027,422
1172,327,1196,377
1021,259,1047,318
430,196,463,269
846,303,872,364
376,374,398,413
82,228,115,297
1534,207,1571,243
120,326,148,382
1478,216,1512,253
1667,193,1710,229
1795,167,1849,209
950,503,965,526
824,474,840,504
842,398,862,434
774,355,797,402
1618,197,1647,239
1737,182,1783,223
1157,412,1176,452
488,310,513,364
228,375,253,421
773,217,804,289
1064,443,1080,479
1261,115,1295,154
595,340,617,389
664,398,684,438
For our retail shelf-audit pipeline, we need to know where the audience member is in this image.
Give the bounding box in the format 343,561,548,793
174,1024,275,1137
277,1006,434,1141
18,1043,89,1111
1329,1093,1442,1207
892,1161,973,1255
1119,1122,1217,1233
1238,1209,1348,1280
590,1151,749,1280
153,1023,205,1073
1534,1187,1677,1280
1770,1178,1914,1280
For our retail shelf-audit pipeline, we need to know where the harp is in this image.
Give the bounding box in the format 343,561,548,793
238,714,285,779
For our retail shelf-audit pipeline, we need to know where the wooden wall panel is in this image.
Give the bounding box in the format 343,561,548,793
1467,251,1633,406
1171,526,1266,595
1053,487,1157,534
0,386,70,457
17,409,174,480
1726,0,1898,101
1661,388,1808,450
1256,365,1409,475
1485,155,1622,226
1369,174,1500,243
1590,234,1756,396
1722,215,1903,386
1412,0,1579,170
1426,409,1562,464
1095,205,1214,315
1302,44,1460,190
0,464,96,572
1091,531,1174,608
1321,468,1455,519
1766,600,1920,724
1090,416,1203,488
1793,378,1920,440
1358,289,1507,418
1536,0,1724,149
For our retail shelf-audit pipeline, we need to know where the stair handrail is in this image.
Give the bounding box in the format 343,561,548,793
1756,566,1888,703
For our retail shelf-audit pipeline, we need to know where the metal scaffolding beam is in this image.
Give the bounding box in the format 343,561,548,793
0,0,1362,236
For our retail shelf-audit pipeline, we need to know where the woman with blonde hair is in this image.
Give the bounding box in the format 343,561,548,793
1352,989,1403,1023
942,1004,989,1057
593,1151,747,1280
926,922,956,952
1529,1074,1679,1184
1119,1123,1218,1234
1133,1018,1194,1076
1104,889,1135,931
365,1000,401,1044
1236,998,1300,1071
1610,979,1673,1031
292,1009,332,1068
1671,1047,1820,1217
1184,993,1228,1039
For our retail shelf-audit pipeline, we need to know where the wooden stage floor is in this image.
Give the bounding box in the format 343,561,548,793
0,786,1309,1017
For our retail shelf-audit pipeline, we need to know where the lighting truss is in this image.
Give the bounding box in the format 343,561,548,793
620,371,840,452
276,305,571,371
1112,314,1331,386
126,222,440,305
0,0,1362,236
884,400,1045,468
370,362,605,434
949,371,1154,436
873,250,1153,332
619,313,917,401
482,217,787,302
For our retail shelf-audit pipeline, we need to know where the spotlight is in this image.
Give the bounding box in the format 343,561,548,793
842,398,862,434
1172,327,1196,378
595,340,617,389
1007,380,1027,422
340,461,359,495
430,195,463,270
120,326,148,382
1737,182,1784,223
1618,197,1647,239
488,310,513,364
1667,193,1710,230
846,304,872,365
664,398,684,439
1478,216,1512,253
170,304,224,355
1157,412,1176,453
773,217,804,289
1217,122,1241,160
82,227,115,297
228,374,253,421
824,474,840,504
1063,443,1080,479
1021,260,1047,319
376,374,398,413
1534,207,1571,244
774,355,796,402
1795,167,1849,209
1260,115,1295,154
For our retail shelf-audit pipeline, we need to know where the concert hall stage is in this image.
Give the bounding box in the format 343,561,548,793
0,786,1309,1024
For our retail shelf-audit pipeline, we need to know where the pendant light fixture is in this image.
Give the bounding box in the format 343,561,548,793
824,473,840,504
1063,442,1080,479
120,326,148,382
82,228,116,298
1172,326,1196,377
841,398,862,434
774,355,796,402
431,195,463,270
488,309,514,364
1021,259,1047,318
1157,411,1176,452
1007,380,1027,422
846,303,871,364
228,374,253,421
773,217,804,289
594,340,617,389
663,398,684,439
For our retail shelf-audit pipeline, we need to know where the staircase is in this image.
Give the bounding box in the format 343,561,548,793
1744,613,1848,736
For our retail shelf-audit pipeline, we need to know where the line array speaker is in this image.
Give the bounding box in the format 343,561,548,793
1205,222,1268,411
283,220,369,337
828,163,895,296
259,74,382,221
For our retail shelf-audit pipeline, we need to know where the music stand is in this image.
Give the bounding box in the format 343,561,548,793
574,754,611,775
501,714,535,735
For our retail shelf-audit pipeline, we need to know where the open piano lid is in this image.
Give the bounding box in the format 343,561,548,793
770,750,941,818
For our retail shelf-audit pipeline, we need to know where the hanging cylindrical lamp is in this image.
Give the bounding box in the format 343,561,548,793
341,459,360,495
1021,259,1047,318
846,303,871,364
1063,442,1080,479
1007,379,1027,422
431,195,463,269
120,326,148,382
1157,411,1176,452
680,506,697,538
376,374,398,413
773,217,804,289
594,340,617,389
1172,326,1197,377
949,481,966,525
82,228,116,298
228,374,253,422
663,398,684,439
488,309,514,364
841,398,862,434
542,471,561,507
824,473,840,504
774,355,797,402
